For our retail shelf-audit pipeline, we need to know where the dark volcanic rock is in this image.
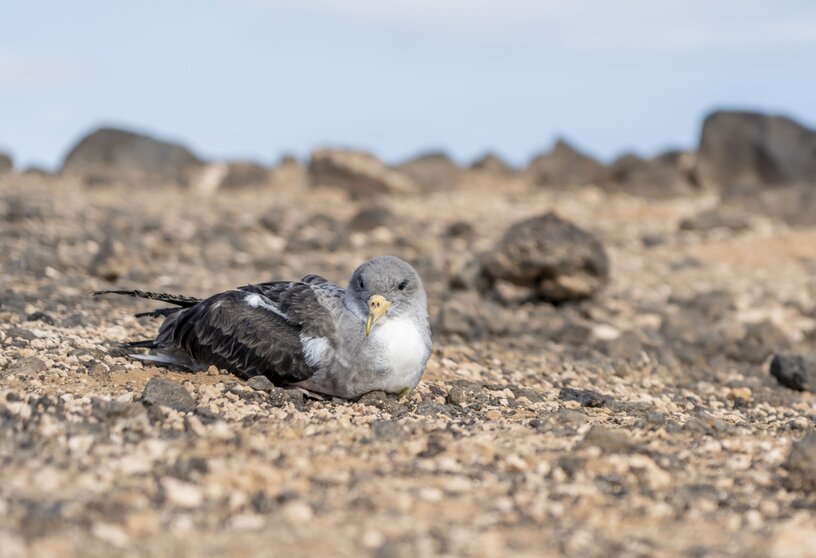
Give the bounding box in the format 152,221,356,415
309,148,415,196
601,151,697,197
61,127,203,185
0,152,13,175
696,110,816,191
785,432,816,492
679,208,751,232
141,378,196,412
559,387,614,408
527,139,604,188
480,212,610,302
396,151,460,192
770,353,816,392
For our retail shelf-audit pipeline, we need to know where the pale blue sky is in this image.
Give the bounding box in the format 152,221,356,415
2,0,815,169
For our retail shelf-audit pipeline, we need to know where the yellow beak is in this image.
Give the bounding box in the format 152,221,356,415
365,295,392,336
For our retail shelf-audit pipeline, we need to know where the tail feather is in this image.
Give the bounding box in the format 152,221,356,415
126,339,157,348
93,289,202,307
134,308,185,319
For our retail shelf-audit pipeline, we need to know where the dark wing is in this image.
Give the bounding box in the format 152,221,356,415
154,282,343,384
237,275,344,339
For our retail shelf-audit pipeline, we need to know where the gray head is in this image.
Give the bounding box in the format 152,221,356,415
346,255,427,335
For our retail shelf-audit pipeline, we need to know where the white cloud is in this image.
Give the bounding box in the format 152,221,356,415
228,0,816,52
0,53,98,88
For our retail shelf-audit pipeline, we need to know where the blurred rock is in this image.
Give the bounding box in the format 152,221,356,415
470,152,514,175
785,432,816,492
480,212,609,302
6,356,47,376
729,320,789,364
348,205,394,232
257,207,288,234
433,292,510,340
309,148,415,196
445,221,475,240
141,378,196,413
600,150,697,197
62,127,203,186
581,425,636,454
0,152,13,175
696,111,816,191
679,208,751,232
722,184,816,228
770,353,816,392
527,139,604,188
396,151,460,192
192,161,269,194
286,214,346,252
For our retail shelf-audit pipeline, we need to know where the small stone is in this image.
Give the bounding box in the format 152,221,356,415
446,386,467,406
141,378,196,412
581,426,636,454
785,432,816,492
281,500,313,526
247,375,276,392
485,409,502,420
162,478,204,508
6,356,46,375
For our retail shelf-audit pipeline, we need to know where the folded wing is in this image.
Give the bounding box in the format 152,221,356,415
155,279,344,384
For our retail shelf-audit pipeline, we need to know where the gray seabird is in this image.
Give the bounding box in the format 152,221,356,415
96,256,432,399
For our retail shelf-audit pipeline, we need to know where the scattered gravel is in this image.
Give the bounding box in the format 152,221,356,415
1,173,815,557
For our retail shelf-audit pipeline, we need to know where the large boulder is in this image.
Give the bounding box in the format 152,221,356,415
396,151,461,191
722,183,816,227
600,150,697,197
696,111,816,191
526,139,604,188
191,161,270,194
470,152,514,175
0,152,13,175
480,212,610,302
308,148,416,196
61,127,203,185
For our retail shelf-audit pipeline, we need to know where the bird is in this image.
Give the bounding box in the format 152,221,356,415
95,256,432,399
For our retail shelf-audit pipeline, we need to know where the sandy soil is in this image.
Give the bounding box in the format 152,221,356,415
1,171,815,557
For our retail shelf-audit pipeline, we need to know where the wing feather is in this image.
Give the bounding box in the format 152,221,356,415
155,285,342,384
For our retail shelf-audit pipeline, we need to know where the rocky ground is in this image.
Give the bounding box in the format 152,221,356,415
1,160,816,557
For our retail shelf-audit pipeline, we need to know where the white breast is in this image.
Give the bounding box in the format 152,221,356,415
372,317,428,392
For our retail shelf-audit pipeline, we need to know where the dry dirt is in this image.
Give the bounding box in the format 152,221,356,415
1,171,815,557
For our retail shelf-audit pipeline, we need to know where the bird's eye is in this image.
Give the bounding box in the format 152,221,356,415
398,280,408,291
359,279,365,289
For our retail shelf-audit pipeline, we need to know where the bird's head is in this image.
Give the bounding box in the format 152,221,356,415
347,255,426,336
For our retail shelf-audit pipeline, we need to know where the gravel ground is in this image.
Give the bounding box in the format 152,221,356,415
1,171,815,557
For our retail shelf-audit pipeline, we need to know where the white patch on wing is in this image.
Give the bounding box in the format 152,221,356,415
244,293,289,320
299,334,331,368
372,317,427,392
